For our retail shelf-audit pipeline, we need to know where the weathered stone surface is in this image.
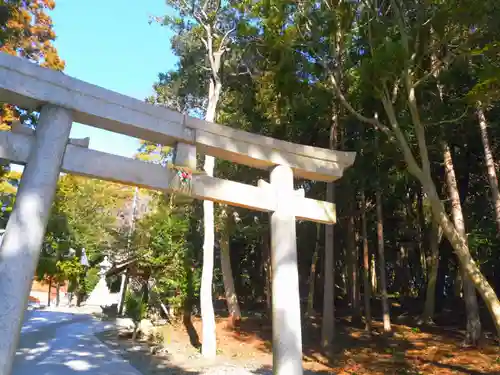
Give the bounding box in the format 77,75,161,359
0,51,355,182
0,131,336,224
270,165,303,375
0,105,73,375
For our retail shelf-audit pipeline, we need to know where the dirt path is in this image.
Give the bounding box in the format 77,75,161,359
97,329,332,374
99,316,500,375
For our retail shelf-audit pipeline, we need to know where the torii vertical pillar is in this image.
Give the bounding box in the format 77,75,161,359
0,105,72,375
270,165,303,375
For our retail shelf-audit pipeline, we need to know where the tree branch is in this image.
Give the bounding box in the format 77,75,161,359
322,0,333,11
380,92,424,179
402,57,432,179
201,0,210,16
178,0,191,13
192,11,207,27
218,27,235,53
392,78,400,104
203,24,217,76
425,107,469,127
200,37,208,50
228,70,252,77
412,52,453,88
329,72,392,135
390,0,409,56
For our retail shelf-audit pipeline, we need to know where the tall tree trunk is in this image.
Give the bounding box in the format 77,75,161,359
443,142,482,346
331,37,500,341
321,99,339,348
321,166,336,347
183,263,201,349
347,209,361,323
47,277,52,307
200,77,221,358
370,254,377,295
424,172,500,339
340,261,348,299
421,221,442,324
400,191,415,296
379,91,500,340
56,282,60,307
416,187,427,287
476,103,500,234
307,224,321,318
410,52,499,339
141,277,150,306
220,208,241,328
376,189,392,333
346,213,354,312
454,271,463,299
432,57,482,339
361,190,372,333
462,272,481,345
397,244,411,297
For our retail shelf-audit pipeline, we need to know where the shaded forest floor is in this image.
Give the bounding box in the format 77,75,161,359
98,311,500,375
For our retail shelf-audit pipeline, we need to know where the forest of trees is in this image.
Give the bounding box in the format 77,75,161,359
143,0,500,351
1,0,500,370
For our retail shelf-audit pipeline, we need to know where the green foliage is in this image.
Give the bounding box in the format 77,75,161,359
142,0,500,325
125,291,147,324
50,175,128,261
0,169,21,227
35,175,130,299
131,193,199,314
36,250,58,283
83,267,100,295
56,258,84,285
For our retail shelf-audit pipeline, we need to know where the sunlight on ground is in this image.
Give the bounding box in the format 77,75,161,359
30,317,49,322
19,342,50,361
65,359,92,371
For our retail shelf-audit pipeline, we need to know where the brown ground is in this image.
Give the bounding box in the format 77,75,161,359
98,315,500,375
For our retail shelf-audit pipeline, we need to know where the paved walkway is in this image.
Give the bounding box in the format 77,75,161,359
13,309,142,375
13,309,330,375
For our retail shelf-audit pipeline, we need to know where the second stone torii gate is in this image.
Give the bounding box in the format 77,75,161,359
0,52,356,375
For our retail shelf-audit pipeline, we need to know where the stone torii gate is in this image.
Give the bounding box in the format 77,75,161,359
0,52,355,375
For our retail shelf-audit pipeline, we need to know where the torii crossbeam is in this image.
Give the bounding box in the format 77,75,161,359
0,52,355,375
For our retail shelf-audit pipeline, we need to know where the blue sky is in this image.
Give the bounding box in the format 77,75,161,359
52,0,176,157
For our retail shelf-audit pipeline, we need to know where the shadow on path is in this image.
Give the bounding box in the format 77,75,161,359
13,310,138,375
